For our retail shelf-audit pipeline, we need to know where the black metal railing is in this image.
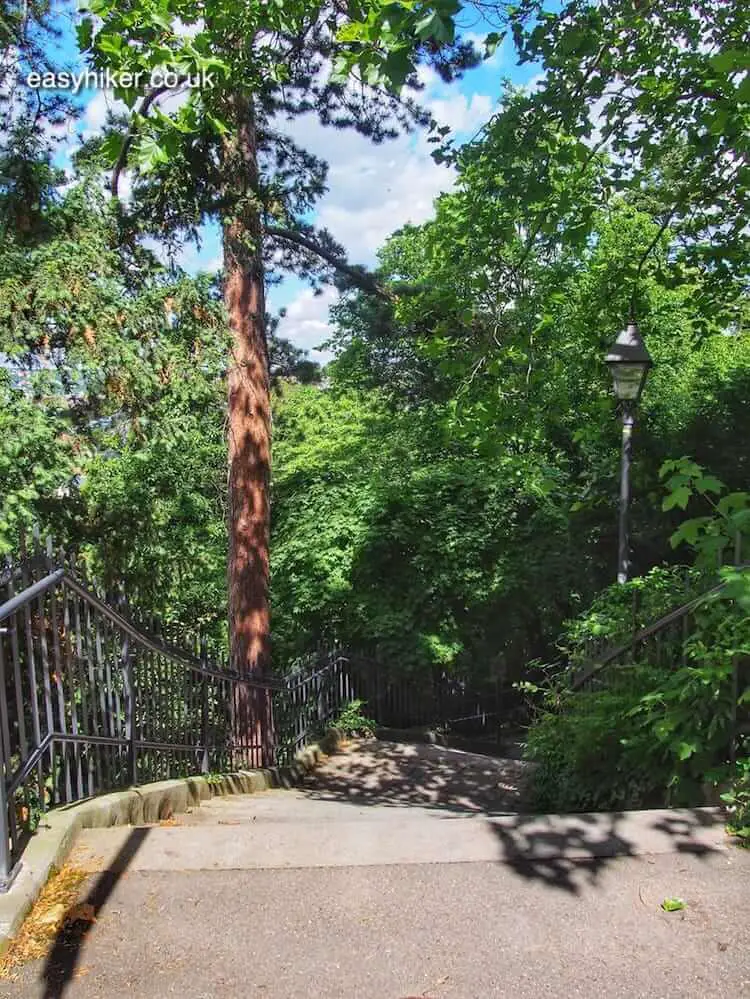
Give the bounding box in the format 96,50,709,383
565,567,750,791
0,535,352,891
0,534,519,893
571,566,750,692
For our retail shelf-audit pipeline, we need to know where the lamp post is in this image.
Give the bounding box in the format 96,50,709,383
605,319,652,584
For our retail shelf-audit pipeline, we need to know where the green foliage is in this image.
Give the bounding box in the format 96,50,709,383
0,174,232,632
0,369,75,553
662,459,750,574
526,609,747,814
331,699,376,738
525,678,669,812
524,478,750,814
271,382,590,674
502,0,750,315
722,758,750,846
2,0,749,711
661,898,686,913
559,566,707,669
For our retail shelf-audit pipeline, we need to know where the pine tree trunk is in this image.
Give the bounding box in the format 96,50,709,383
222,92,273,763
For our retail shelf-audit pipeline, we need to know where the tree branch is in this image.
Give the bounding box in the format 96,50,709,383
264,224,396,300
111,85,170,198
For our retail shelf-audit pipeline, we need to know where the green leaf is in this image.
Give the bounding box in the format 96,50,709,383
133,134,170,171
205,112,229,136
76,18,94,51
663,486,691,511
99,132,125,165
695,476,723,496
415,10,453,43
661,898,686,912
484,31,504,56
677,741,697,761
96,33,124,56
709,50,750,74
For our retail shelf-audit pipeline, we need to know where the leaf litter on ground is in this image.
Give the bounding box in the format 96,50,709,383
0,863,92,979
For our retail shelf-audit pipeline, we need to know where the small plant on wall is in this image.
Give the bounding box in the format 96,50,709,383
332,700,377,739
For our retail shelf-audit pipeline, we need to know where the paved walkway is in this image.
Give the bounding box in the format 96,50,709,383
3,740,750,998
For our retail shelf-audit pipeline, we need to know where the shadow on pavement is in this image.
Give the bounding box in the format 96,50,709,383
301,738,535,815
487,807,725,894
39,826,150,999
488,812,632,895
303,740,725,894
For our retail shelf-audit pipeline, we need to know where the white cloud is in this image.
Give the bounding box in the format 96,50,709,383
81,89,127,138
523,72,546,93
266,69,496,354
275,286,339,362
276,112,456,265
316,146,454,262
275,67,492,266
428,91,492,134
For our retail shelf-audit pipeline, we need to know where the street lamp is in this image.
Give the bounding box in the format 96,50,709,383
605,319,652,584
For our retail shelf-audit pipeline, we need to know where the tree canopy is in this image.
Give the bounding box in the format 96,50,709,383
0,0,747,681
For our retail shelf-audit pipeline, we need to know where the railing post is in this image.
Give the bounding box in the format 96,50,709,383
200,638,209,774
123,636,137,787
730,654,738,771
0,732,20,892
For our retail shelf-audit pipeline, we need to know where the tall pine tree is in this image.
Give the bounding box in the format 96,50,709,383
79,0,482,680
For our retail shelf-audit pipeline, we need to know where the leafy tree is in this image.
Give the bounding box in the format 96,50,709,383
314,89,749,678
500,1,750,314
1,0,76,134
0,368,75,553
78,0,481,672
0,170,230,611
272,381,586,673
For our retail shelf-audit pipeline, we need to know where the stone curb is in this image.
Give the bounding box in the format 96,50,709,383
375,726,448,746
375,726,528,758
0,728,343,955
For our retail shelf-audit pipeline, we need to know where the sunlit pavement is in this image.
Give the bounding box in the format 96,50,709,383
3,741,749,999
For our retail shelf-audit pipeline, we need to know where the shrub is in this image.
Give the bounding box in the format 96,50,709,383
722,755,750,846
525,670,672,812
524,582,749,813
332,699,377,737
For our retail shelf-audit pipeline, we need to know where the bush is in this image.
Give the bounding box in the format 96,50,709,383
332,699,377,737
560,565,706,670
525,671,672,812
524,580,749,813
722,755,750,846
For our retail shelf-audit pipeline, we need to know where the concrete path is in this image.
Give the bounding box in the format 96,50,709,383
3,740,750,998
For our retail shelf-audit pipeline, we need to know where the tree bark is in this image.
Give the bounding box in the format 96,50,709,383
221,92,273,761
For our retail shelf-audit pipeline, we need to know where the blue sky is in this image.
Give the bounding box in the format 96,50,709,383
45,3,540,360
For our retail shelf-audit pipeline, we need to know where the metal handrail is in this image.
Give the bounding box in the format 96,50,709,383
1,569,290,691
0,570,65,623
0,555,348,890
0,540,516,890
572,564,750,690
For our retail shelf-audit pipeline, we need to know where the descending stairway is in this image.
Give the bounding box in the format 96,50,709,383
4,739,744,999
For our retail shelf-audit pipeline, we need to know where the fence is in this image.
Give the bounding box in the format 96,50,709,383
0,534,516,892
344,653,508,732
0,536,349,891
275,648,511,745
571,567,750,692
